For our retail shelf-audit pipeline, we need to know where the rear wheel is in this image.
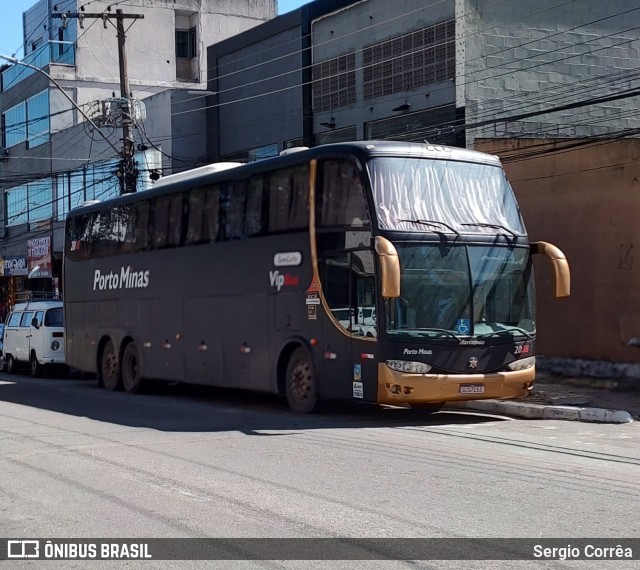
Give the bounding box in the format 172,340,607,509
6,355,15,375
122,342,144,394
285,347,317,414
100,339,121,391
30,352,41,378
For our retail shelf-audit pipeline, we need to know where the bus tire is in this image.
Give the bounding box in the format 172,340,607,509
122,342,144,394
100,339,121,391
6,355,15,375
410,402,445,413
285,347,317,414
30,352,42,378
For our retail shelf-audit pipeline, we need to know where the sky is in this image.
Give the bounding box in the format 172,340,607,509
0,0,310,59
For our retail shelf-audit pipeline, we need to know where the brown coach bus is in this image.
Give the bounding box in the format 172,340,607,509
63,141,570,413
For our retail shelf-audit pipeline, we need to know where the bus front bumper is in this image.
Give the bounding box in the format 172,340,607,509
377,364,536,405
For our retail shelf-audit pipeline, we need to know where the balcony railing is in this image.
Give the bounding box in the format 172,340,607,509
1,41,75,92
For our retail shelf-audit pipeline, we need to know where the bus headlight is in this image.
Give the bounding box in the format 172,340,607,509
386,360,432,374
51,341,61,351
507,356,535,371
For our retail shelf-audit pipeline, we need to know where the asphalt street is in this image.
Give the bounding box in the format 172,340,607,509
1,373,639,569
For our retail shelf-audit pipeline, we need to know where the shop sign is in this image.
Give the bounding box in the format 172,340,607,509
3,256,28,276
27,236,52,278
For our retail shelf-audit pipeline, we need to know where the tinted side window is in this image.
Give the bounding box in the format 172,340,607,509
65,213,92,260
268,165,308,232
245,176,264,237
133,201,151,252
151,196,171,249
225,181,247,240
318,160,369,227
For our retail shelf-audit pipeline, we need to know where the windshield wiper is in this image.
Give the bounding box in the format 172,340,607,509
461,222,519,239
396,219,461,238
419,328,463,340
477,327,534,341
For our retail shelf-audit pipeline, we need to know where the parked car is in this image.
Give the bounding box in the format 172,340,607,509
3,300,65,376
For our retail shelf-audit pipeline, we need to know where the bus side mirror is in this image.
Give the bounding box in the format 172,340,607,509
31,317,40,329
531,241,570,298
375,236,400,298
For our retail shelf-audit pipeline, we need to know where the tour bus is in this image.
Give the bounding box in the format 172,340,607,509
63,141,570,413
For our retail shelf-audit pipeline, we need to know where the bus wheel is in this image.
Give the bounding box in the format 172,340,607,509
122,342,144,394
100,339,121,391
30,352,41,378
285,347,317,414
410,402,445,413
5,355,15,375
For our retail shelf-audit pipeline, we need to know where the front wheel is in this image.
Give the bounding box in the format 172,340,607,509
285,347,318,414
122,342,144,394
30,352,41,378
100,339,121,391
6,355,15,375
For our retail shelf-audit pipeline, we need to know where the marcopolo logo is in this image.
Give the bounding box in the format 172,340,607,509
93,267,150,291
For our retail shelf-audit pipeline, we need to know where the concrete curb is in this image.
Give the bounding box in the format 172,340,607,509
445,400,634,424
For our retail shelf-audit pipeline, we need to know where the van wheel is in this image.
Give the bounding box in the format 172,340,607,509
122,342,144,394
285,347,317,414
100,340,121,391
30,352,41,378
6,355,15,375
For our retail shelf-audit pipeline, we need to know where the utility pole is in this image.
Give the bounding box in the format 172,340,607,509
53,8,144,193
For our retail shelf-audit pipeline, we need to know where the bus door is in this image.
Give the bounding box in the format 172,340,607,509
17,311,35,361
319,249,378,402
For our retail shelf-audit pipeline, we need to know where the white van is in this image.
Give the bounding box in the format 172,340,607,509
2,300,65,376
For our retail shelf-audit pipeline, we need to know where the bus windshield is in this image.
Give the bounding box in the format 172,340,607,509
368,157,525,235
385,244,535,339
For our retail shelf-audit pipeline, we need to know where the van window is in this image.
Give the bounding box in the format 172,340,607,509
20,312,34,327
34,311,44,327
7,312,21,326
44,308,64,326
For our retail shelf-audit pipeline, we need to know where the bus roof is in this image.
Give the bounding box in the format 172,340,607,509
67,141,502,216
151,162,244,189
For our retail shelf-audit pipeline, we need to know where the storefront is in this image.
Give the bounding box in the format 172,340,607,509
0,235,58,320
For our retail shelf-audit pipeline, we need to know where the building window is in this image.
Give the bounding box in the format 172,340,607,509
2,102,26,148
26,90,49,148
176,28,196,59
55,159,120,221
5,180,53,227
363,19,455,100
312,52,356,113
365,104,457,144
222,143,278,163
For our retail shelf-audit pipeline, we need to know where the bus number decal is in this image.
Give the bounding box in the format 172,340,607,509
514,344,530,355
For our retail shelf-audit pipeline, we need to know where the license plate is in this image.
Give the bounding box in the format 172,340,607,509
459,384,485,394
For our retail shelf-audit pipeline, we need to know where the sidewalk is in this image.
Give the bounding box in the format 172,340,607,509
446,372,640,423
